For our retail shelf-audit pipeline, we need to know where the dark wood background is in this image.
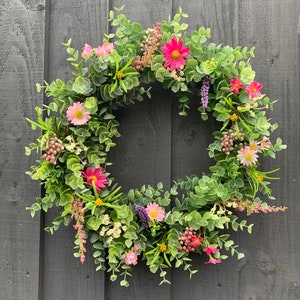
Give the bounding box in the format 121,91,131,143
1,0,299,299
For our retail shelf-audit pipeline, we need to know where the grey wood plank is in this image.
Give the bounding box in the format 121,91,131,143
237,1,300,299
41,1,110,299
0,0,46,299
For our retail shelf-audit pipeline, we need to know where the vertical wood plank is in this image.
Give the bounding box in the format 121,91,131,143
106,1,173,298
237,1,300,299
0,0,45,299
41,1,110,299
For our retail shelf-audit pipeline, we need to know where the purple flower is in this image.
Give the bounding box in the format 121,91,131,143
200,75,211,108
135,205,149,228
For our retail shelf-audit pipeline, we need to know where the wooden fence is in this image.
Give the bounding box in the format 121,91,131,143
1,0,299,299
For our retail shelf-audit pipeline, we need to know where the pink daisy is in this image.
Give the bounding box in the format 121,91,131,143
81,44,93,59
161,36,190,71
237,146,259,166
66,102,91,126
229,78,244,94
82,167,108,192
145,203,165,222
246,81,263,99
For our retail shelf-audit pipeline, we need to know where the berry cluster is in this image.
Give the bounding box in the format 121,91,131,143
132,22,162,71
178,227,203,253
221,128,244,155
42,135,64,165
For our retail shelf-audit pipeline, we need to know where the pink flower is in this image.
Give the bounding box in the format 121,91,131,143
161,36,190,71
145,203,165,222
190,236,203,248
133,243,141,251
81,44,93,59
229,78,244,94
246,81,263,99
203,245,219,256
82,167,108,192
124,251,138,265
103,42,114,53
95,42,114,57
66,102,91,126
259,136,271,151
204,257,222,265
237,146,259,166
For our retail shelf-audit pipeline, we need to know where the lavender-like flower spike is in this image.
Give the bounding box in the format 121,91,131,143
135,205,149,228
200,75,211,108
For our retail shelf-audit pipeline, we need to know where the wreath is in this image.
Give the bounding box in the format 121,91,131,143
25,7,287,287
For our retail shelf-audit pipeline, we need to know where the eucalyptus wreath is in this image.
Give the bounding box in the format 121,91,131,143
25,7,287,286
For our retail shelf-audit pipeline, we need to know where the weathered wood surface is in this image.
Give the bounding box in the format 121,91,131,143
0,1,45,299
1,0,299,299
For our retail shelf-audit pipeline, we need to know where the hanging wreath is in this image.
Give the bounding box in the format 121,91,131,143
25,7,287,287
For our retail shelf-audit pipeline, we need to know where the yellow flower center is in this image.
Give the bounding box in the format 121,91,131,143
171,49,181,60
250,143,258,151
244,153,253,160
159,243,167,252
95,198,103,206
88,175,98,183
257,175,264,182
149,209,158,219
74,109,84,119
116,71,124,79
230,113,238,121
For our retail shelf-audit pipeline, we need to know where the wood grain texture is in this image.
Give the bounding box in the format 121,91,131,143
237,1,300,299
41,1,110,300
174,0,239,46
0,0,45,299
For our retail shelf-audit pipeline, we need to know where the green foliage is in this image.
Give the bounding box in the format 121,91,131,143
25,7,286,287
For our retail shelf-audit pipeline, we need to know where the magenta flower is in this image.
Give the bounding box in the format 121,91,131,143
246,81,263,99
229,78,245,94
145,203,165,222
124,251,138,265
237,146,259,166
161,36,190,71
204,257,222,265
66,102,91,126
203,245,219,256
81,44,93,59
190,236,203,248
82,167,108,192
95,42,114,57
